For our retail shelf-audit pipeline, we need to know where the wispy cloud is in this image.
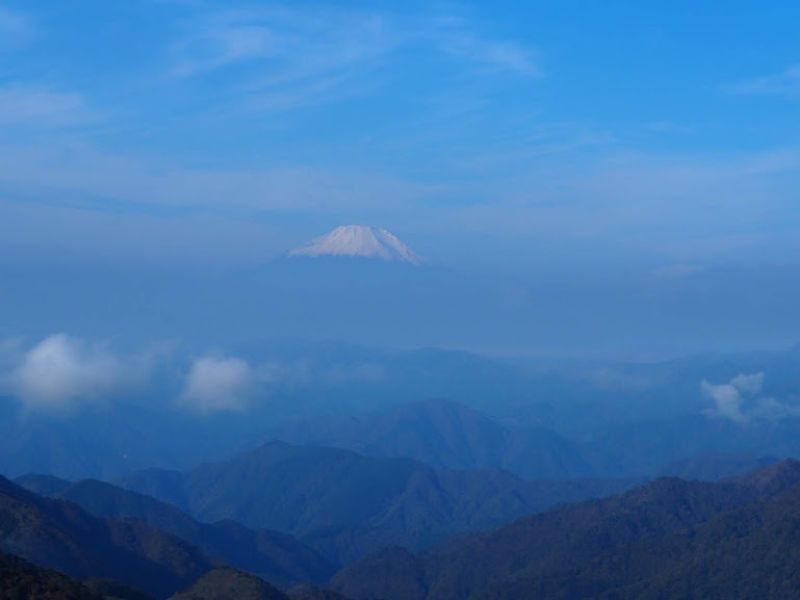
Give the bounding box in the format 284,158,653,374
0,84,98,126
169,6,393,114
167,5,540,114
430,17,541,76
171,7,391,79
726,65,800,97
0,141,433,214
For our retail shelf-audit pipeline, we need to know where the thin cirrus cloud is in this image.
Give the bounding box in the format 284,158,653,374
431,17,540,77
0,142,433,214
169,7,395,83
179,355,255,414
167,5,540,114
0,84,98,127
171,7,539,77
725,65,800,96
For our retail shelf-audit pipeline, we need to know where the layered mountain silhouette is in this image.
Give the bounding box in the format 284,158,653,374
16,475,335,589
0,475,212,598
119,441,636,564
657,452,779,481
169,567,353,600
169,567,288,600
1,474,352,599
0,551,104,599
7,458,800,599
1,552,152,599
331,460,800,600
271,398,591,479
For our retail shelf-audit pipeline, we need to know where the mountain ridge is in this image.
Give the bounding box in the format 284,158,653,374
0,474,214,598
270,398,591,480
331,459,800,600
15,474,336,588
118,441,637,565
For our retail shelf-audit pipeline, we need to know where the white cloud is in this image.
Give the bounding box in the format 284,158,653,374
701,378,749,423
726,65,800,97
751,397,800,421
180,355,254,414
730,372,764,395
12,334,122,412
702,372,800,424
177,354,389,414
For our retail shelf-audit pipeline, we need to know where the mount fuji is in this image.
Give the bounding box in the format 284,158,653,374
211,224,496,346
288,225,423,265
0,223,500,349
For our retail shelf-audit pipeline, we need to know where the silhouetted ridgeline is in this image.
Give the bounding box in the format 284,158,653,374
6,461,800,598
15,474,336,589
332,460,800,600
118,440,637,564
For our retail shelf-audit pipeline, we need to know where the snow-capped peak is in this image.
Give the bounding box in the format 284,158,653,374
288,225,423,264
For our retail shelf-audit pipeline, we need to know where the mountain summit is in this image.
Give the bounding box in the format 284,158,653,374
289,225,422,264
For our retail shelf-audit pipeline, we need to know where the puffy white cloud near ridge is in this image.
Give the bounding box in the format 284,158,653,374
12,334,122,411
701,372,800,424
179,355,255,414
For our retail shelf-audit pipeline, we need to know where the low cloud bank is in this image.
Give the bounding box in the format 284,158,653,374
1,334,387,416
176,355,387,415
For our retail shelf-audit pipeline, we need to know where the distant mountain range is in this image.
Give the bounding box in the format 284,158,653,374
4,375,795,487
270,398,591,479
269,397,796,483
331,460,800,600
118,441,637,565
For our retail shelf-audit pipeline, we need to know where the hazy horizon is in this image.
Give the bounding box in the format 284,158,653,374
3,2,800,358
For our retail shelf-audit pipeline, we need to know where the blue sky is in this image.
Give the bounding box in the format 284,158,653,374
0,0,799,282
